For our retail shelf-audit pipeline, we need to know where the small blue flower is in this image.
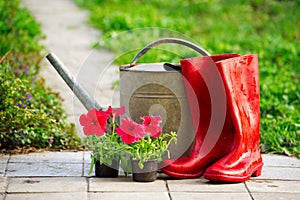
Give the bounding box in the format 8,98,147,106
14,70,20,75
26,94,33,102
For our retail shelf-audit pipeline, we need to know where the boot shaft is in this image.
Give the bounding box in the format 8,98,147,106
180,54,239,156
180,54,240,136
216,54,260,147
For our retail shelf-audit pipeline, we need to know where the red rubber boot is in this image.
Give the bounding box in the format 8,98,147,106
161,54,239,178
204,54,263,182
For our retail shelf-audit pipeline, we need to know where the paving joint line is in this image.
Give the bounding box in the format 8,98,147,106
86,177,90,193
82,151,85,177
4,154,11,177
3,155,10,200
244,182,254,200
164,180,172,200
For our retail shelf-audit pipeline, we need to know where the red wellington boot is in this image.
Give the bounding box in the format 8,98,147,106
161,54,240,178
204,54,263,182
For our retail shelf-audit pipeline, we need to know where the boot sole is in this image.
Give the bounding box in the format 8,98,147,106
203,164,263,183
162,168,204,179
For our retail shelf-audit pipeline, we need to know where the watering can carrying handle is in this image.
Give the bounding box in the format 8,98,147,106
129,38,210,66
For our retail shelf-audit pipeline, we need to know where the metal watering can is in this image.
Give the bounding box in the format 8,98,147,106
46,38,210,159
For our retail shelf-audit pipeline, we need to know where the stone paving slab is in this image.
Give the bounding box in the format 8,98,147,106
7,177,86,193
170,192,252,200
0,164,6,177
262,154,300,167
253,166,300,181
83,151,92,163
0,177,7,193
9,151,83,163
89,177,167,192
251,193,300,200
0,155,9,164
0,155,8,177
246,180,300,193
89,192,170,200
5,192,88,200
6,162,83,177
167,178,248,193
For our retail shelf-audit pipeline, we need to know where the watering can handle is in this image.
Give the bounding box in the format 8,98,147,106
129,38,210,66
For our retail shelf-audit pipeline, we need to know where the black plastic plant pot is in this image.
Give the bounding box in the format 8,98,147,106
131,159,158,182
95,159,119,178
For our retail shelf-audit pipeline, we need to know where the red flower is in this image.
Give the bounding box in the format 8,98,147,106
105,106,125,118
141,115,162,138
116,117,144,144
79,109,108,136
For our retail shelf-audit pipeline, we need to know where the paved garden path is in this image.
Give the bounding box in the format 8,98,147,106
1,152,299,200
22,0,119,137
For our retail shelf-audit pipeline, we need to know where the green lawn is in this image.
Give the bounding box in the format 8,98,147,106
75,0,300,157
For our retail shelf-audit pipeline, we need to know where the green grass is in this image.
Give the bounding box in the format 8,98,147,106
75,0,299,157
0,0,81,152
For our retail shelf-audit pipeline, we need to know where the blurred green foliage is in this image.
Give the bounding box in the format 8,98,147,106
0,0,81,151
75,0,299,157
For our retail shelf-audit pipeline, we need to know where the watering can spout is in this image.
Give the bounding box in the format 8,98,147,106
46,52,101,111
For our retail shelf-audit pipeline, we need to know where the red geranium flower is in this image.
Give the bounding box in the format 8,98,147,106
141,115,162,138
116,117,144,144
79,109,108,136
105,106,125,118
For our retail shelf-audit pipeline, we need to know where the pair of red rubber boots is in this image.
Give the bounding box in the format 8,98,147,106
162,54,263,182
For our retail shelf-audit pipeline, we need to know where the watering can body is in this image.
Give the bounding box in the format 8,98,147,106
120,63,195,158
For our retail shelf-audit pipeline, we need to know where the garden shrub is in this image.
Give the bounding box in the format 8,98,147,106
0,0,81,151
